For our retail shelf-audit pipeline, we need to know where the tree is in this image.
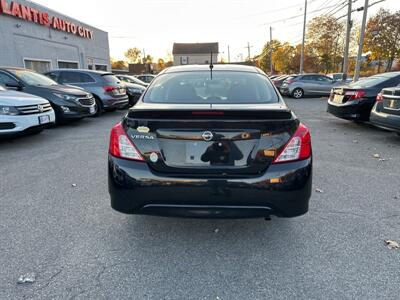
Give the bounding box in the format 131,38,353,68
306,16,345,73
364,9,400,72
124,48,141,64
144,55,153,64
257,40,282,73
272,43,296,74
157,58,165,70
111,60,128,70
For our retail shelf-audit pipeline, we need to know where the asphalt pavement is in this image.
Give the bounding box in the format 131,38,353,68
1,97,400,299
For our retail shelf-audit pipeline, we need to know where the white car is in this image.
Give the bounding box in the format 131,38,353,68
0,85,55,136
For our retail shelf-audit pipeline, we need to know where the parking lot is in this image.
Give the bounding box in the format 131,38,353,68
1,97,400,299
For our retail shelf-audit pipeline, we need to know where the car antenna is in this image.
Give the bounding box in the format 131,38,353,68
209,51,214,80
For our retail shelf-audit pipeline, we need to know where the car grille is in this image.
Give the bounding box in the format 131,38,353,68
383,98,400,110
17,103,53,115
383,90,400,97
77,97,95,107
0,122,16,130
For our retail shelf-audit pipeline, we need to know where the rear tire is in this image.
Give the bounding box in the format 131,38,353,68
292,88,304,99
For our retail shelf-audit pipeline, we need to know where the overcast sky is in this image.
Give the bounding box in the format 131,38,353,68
32,0,399,62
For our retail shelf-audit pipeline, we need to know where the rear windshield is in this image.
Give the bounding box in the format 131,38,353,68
347,75,391,88
102,74,120,84
143,71,279,104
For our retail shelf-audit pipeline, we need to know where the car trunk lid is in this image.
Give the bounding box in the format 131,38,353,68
123,103,298,176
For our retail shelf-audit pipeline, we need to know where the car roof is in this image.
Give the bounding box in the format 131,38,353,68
370,71,400,78
0,67,34,72
49,69,113,75
161,64,261,74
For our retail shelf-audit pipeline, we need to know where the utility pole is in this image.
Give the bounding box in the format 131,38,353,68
270,26,273,74
354,0,369,82
300,0,308,74
342,0,353,81
142,48,146,63
245,42,253,61
227,45,231,63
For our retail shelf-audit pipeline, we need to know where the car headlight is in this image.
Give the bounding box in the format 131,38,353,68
0,105,19,115
128,88,144,94
53,93,77,101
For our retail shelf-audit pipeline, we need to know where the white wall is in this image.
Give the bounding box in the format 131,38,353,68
173,54,218,65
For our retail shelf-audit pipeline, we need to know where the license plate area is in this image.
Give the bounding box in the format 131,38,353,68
184,141,248,167
185,142,209,165
39,115,50,124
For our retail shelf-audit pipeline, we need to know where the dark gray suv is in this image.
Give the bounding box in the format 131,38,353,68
45,69,129,116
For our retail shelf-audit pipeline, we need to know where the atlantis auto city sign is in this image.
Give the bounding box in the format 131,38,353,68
0,0,93,39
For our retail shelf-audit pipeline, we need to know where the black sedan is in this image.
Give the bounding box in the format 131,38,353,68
123,82,146,107
370,87,400,135
327,72,400,121
108,65,312,219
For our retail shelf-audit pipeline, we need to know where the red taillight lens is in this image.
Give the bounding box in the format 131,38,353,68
109,122,144,161
103,86,116,92
345,90,366,100
376,93,383,103
273,123,312,164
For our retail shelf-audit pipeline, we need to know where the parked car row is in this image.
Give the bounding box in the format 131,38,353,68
269,72,356,99
0,67,150,138
327,71,400,135
270,73,343,99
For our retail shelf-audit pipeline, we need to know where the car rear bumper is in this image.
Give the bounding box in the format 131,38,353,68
0,111,56,135
280,87,290,95
327,99,374,121
108,156,312,218
370,108,400,133
58,104,96,120
102,96,129,109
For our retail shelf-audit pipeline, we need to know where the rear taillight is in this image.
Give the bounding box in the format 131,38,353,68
273,123,311,164
376,93,383,103
103,86,116,92
345,90,366,101
109,122,144,161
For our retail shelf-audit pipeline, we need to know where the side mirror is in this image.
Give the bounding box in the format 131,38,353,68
6,82,23,91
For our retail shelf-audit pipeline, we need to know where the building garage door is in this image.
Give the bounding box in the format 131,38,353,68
24,59,51,73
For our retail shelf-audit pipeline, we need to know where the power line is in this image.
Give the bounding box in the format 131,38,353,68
327,2,349,16
336,0,385,19
260,3,349,26
241,0,320,19
322,0,347,16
